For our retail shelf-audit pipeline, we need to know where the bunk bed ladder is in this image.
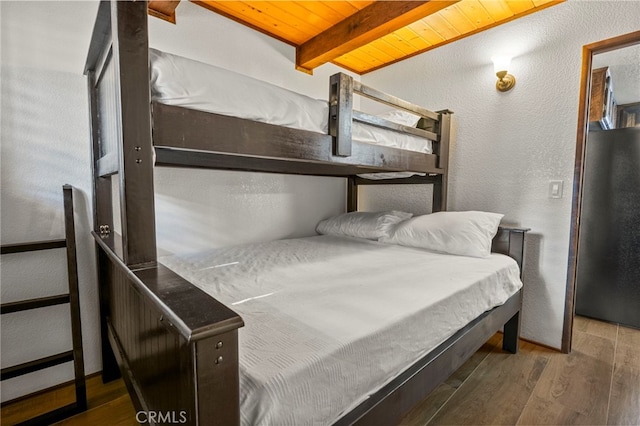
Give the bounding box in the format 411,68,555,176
0,185,87,425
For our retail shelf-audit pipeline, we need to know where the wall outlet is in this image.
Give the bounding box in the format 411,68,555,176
549,180,563,199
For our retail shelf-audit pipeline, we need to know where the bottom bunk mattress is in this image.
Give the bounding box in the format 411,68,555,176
159,235,523,425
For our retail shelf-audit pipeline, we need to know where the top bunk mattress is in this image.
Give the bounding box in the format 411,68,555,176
159,235,522,425
149,49,433,155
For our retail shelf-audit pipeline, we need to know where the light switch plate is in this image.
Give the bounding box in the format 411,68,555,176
549,180,563,199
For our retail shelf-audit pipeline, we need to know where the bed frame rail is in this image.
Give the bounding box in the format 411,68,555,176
329,74,444,157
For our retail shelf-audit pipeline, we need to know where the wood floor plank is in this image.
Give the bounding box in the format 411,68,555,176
1,375,133,426
518,395,596,425
572,329,616,363
618,324,640,348
573,315,618,341
54,394,137,426
400,382,457,425
446,333,503,388
608,365,640,426
615,341,640,372
401,334,501,425
0,384,76,426
427,341,551,425
608,336,640,426
517,331,614,425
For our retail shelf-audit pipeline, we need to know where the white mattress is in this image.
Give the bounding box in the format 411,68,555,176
149,49,433,156
159,235,522,425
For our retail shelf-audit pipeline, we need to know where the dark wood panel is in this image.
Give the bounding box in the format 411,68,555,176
154,148,433,177
63,185,87,411
87,71,115,256
0,240,66,254
195,332,240,425
104,256,197,423
95,234,243,342
0,294,69,314
84,1,111,75
352,110,438,140
152,103,440,175
133,264,244,340
347,176,358,212
353,174,441,185
112,0,157,268
329,73,353,156
435,111,451,209
0,352,73,381
353,80,439,121
492,226,530,273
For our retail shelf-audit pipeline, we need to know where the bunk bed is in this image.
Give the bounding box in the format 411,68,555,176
84,1,527,425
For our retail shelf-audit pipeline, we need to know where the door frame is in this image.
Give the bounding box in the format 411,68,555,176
563,30,640,353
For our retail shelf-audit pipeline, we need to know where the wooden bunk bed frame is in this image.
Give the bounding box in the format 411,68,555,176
84,1,526,424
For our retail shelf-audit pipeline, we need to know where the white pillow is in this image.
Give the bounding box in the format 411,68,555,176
316,211,413,240
377,109,421,127
380,211,504,258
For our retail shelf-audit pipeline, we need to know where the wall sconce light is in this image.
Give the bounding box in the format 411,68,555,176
492,56,516,92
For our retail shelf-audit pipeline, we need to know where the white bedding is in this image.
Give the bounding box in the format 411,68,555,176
149,49,433,156
159,235,522,425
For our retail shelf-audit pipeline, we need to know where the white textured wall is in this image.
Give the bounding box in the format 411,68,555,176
361,1,640,349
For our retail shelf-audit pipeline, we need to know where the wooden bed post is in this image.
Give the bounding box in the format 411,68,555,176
85,0,156,382
433,110,452,212
347,176,358,212
110,0,157,268
86,0,157,269
493,226,529,353
329,73,354,157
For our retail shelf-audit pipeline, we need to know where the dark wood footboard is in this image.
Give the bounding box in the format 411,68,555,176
95,235,243,425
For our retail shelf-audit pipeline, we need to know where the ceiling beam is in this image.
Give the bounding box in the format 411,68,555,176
296,0,460,72
148,1,181,24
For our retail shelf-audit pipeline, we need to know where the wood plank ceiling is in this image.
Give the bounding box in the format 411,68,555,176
149,0,563,74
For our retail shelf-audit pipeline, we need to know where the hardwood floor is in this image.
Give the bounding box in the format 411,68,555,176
2,316,638,425
402,316,640,425
0,374,137,426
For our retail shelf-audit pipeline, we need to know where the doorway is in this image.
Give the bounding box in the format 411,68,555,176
563,30,640,353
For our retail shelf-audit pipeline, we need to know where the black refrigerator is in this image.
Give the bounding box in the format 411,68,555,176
575,126,640,329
